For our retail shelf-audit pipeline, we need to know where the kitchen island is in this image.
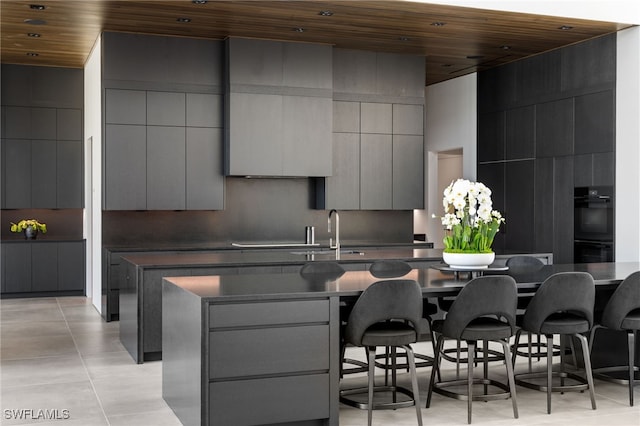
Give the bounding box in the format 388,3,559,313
161,262,638,426
119,247,553,363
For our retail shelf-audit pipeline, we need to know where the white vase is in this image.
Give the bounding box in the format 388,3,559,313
442,252,495,269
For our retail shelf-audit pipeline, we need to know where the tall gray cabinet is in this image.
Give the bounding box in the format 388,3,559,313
102,32,225,210
317,49,425,210
1,66,84,209
477,34,616,263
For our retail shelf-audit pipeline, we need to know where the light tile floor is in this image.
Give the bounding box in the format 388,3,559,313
1,296,638,426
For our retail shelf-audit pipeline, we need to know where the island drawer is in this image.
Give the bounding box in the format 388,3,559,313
209,324,329,378
208,299,329,328
209,373,329,425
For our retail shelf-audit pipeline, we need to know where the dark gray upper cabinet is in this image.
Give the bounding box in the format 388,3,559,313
225,38,333,177
186,128,224,210
2,139,31,209
505,105,535,160
147,126,186,210
561,34,616,92
360,134,393,210
57,140,84,208
104,124,147,210
574,90,614,154
535,98,574,158
31,139,57,208
333,49,424,98
574,151,615,188
318,133,360,210
393,135,423,209
2,104,83,208
102,32,222,87
1,64,83,109
477,111,505,162
147,92,186,127
477,62,516,113
516,50,561,103
105,89,146,125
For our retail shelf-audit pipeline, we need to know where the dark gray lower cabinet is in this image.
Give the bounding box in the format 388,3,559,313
1,241,85,295
162,281,338,426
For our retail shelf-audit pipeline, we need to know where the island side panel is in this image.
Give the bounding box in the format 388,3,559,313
119,261,141,363
162,278,204,426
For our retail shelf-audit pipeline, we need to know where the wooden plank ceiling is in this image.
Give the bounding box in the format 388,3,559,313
0,0,633,85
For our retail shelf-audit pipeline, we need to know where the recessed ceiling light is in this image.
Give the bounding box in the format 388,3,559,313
398,36,410,41
559,25,573,30
192,0,207,4
24,18,47,25
29,4,46,10
500,45,511,50
177,17,192,23
431,22,446,27
293,27,305,33
319,10,333,16
26,52,39,57
442,64,453,68
27,33,41,38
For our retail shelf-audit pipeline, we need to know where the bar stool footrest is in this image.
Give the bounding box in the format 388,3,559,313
593,366,640,385
515,371,590,393
432,378,514,402
340,385,416,410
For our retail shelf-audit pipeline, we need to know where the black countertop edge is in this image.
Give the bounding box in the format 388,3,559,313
104,241,434,252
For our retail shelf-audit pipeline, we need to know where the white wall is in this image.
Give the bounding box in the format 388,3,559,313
616,26,640,262
84,36,102,312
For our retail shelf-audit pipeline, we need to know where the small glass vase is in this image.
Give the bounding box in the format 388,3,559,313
24,226,38,240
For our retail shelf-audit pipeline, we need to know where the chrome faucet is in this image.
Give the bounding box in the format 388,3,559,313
328,209,340,259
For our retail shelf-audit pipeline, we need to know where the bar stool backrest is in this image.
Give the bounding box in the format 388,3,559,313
442,275,518,339
345,279,422,346
601,271,640,330
522,272,595,333
505,256,544,273
369,260,412,278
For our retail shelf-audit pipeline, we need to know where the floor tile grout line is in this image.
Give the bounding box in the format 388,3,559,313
56,297,112,426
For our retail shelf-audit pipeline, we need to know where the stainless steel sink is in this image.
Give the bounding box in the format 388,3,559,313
290,249,364,256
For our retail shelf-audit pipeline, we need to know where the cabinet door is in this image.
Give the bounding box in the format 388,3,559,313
536,98,574,158
320,133,360,210
506,106,535,160
392,135,423,209
2,244,31,293
147,126,185,210
478,111,505,162
57,140,83,208
58,241,85,291
227,92,283,176
2,139,31,208
505,160,535,253
535,158,554,253
393,104,423,136
360,134,392,210
553,156,575,263
282,96,332,177
186,127,224,210
32,243,58,292
104,124,147,210
31,139,57,208
574,90,614,155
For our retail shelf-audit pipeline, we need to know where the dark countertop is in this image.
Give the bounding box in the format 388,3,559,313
105,240,434,252
122,247,445,268
164,262,639,302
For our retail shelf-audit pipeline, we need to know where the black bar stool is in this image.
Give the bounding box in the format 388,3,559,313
340,279,423,426
426,275,519,424
512,271,597,414
369,260,439,377
588,270,640,406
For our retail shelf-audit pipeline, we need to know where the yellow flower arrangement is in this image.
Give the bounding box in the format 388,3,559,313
10,219,47,234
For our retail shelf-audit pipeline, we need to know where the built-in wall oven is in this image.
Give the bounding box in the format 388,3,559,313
574,186,614,263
